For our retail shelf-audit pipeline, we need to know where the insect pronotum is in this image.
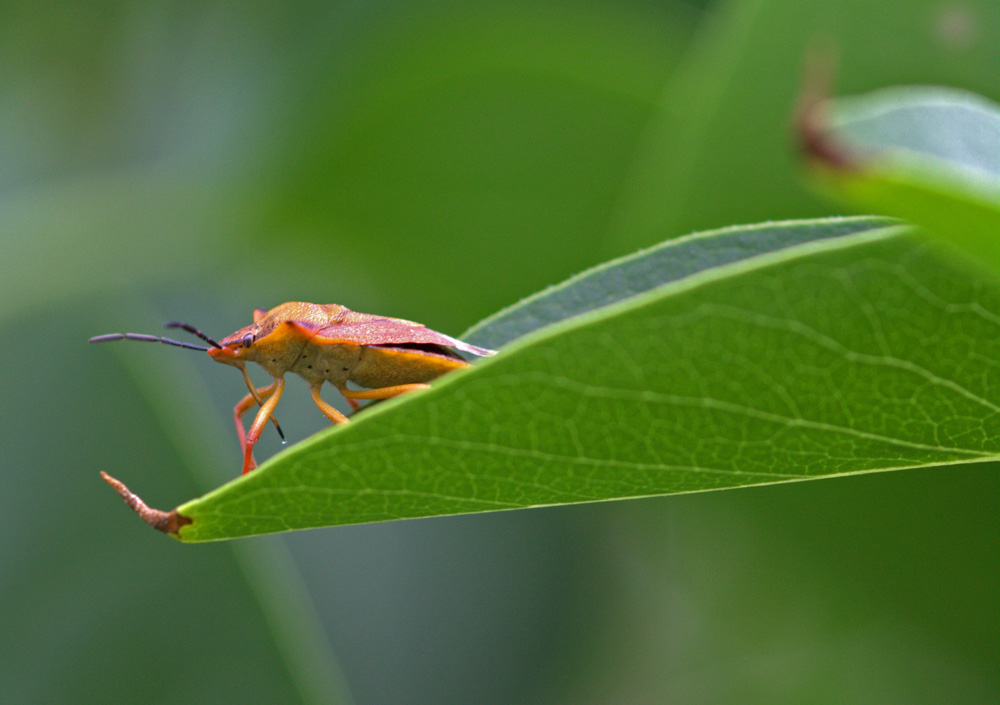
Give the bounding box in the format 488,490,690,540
92,302,495,475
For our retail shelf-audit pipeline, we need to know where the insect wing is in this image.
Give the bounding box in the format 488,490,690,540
312,319,495,357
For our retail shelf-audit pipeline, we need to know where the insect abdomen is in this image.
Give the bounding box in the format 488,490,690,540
349,346,469,389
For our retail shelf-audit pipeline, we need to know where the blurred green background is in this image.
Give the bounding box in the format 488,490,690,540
2,1,998,703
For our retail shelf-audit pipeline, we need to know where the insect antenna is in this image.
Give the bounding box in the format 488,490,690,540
89,333,209,351
164,321,224,349
92,330,287,441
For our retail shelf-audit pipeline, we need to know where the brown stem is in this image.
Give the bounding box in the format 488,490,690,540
100,472,192,535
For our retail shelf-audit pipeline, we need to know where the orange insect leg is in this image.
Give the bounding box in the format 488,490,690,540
234,380,281,452
242,377,285,475
340,383,431,401
311,385,350,425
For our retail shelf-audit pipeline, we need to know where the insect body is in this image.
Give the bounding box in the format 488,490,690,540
91,302,495,474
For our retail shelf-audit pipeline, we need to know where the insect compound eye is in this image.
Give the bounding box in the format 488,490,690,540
242,333,254,348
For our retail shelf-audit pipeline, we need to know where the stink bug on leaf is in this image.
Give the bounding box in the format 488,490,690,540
92,302,495,475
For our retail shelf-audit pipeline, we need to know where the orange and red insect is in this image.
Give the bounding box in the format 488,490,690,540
91,302,495,475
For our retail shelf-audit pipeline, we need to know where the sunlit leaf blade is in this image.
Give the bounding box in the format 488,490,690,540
164,218,1000,541
464,216,892,349
809,87,1000,273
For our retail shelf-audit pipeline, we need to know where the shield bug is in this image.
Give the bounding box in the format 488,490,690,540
91,302,495,474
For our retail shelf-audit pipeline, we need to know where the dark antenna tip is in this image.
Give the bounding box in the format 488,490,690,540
89,332,209,351
164,321,223,349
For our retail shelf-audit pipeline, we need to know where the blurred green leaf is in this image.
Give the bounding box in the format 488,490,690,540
810,87,1000,274
133,216,1000,541
607,0,1000,252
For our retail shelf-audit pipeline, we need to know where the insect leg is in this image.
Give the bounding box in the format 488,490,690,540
340,383,431,400
242,377,285,475
239,367,284,441
234,380,281,452
310,385,350,425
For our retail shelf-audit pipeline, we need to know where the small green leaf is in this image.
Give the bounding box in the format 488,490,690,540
148,216,1000,541
809,87,1000,274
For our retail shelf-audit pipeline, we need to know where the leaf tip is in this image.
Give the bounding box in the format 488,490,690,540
100,471,192,536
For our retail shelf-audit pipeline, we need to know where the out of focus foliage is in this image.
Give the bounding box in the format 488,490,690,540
2,1,997,704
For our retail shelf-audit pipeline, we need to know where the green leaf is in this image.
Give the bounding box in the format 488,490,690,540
606,0,1000,252
464,216,890,349
143,216,1000,542
810,87,1000,274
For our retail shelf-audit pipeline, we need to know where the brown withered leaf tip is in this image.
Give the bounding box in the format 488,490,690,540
100,471,192,535
794,43,858,172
